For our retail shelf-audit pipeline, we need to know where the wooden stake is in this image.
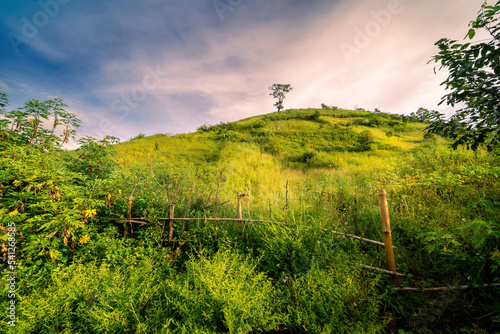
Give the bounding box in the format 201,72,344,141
379,189,398,286
247,185,251,218
237,192,243,219
237,192,243,231
169,204,175,242
285,180,289,212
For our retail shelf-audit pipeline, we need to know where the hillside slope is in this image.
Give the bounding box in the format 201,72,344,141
6,107,499,333
117,108,429,168
113,108,434,208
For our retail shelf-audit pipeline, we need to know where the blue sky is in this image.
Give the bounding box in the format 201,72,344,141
0,0,485,145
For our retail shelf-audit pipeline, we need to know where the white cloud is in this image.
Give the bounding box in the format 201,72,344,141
2,0,487,140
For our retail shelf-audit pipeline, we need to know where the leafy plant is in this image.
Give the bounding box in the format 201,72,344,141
428,0,500,150
68,135,120,179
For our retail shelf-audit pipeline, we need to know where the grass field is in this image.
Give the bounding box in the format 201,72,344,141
2,107,499,333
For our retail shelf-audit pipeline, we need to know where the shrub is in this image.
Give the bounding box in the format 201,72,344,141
290,262,386,333
357,130,376,151
308,110,321,121
307,151,345,169
162,248,284,333
197,124,209,132
13,260,165,333
129,133,146,140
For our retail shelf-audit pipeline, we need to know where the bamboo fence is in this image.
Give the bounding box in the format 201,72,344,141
106,189,499,292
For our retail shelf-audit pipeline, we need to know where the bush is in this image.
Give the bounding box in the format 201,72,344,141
13,260,165,333
129,133,146,140
308,110,321,121
291,262,386,333
197,124,209,132
162,248,284,333
307,151,345,169
357,130,376,151
11,248,286,333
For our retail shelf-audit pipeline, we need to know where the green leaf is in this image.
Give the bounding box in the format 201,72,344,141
468,28,476,39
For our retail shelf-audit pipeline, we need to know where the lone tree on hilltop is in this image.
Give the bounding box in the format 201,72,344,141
269,83,293,112
427,0,500,151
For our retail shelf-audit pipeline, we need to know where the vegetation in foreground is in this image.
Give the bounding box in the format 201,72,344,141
1,90,499,333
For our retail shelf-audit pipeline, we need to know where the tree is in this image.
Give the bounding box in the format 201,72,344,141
409,107,437,122
427,1,500,151
69,135,120,178
269,84,293,112
0,92,81,151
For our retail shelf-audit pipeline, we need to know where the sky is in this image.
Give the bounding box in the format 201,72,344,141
0,0,487,146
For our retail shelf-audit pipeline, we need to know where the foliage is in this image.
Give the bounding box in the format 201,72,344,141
291,263,385,333
0,93,81,151
428,0,500,150
163,248,284,333
0,92,118,322
12,248,285,334
268,83,293,112
2,91,500,332
409,107,437,122
321,103,339,110
129,132,146,140
15,260,165,333
67,135,120,179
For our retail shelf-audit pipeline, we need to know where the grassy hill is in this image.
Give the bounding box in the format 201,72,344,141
111,108,499,332
117,108,428,166
3,107,499,333
112,108,448,220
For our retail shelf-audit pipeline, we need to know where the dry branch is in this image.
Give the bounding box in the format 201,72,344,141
329,230,396,249
356,263,407,277
394,283,500,292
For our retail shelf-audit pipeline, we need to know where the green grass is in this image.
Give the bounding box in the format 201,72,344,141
3,108,499,333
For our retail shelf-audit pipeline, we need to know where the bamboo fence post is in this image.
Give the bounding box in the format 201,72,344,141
169,204,175,242
237,192,243,231
285,180,289,213
247,185,251,218
379,189,398,286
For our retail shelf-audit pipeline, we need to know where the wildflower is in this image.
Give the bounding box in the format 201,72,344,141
84,209,97,219
80,235,90,244
353,302,357,307
8,209,18,217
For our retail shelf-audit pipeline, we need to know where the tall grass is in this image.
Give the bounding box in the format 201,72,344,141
5,109,499,333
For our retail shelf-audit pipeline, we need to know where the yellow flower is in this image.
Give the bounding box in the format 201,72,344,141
84,209,97,219
8,209,18,217
80,235,90,244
